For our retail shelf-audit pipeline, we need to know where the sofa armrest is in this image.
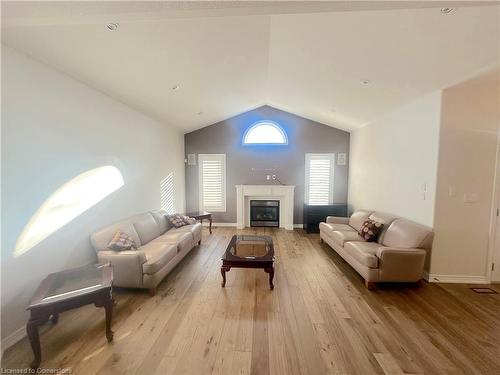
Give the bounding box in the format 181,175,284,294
376,247,426,258
97,250,147,288
326,216,350,224
376,247,426,282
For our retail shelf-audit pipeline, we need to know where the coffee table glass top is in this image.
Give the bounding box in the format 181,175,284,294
223,235,274,261
29,263,112,308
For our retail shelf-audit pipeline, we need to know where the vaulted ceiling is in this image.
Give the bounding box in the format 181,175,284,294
2,1,499,132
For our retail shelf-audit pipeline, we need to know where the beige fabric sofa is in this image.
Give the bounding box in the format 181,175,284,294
91,210,202,294
319,210,433,289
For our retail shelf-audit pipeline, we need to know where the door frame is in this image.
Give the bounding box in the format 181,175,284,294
487,134,500,282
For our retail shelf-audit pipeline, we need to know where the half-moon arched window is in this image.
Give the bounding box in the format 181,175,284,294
243,121,288,145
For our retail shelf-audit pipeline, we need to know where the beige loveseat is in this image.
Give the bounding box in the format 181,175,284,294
91,210,202,295
319,210,433,289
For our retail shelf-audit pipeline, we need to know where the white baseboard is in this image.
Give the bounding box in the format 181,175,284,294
425,272,489,284
202,222,236,227
423,270,430,281
293,224,304,229
1,326,26,355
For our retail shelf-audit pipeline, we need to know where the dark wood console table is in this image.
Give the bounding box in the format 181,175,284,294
26,263,114,369
185,210,212,234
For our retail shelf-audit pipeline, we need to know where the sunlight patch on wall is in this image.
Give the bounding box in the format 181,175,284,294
14,166,124,257
161,172,175,214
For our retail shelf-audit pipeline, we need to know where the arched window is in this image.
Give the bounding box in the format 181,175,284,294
14,166,124,257
243,121,288,145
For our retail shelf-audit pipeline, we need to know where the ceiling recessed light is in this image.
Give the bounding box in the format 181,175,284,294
440,7,455,14
106,23,119,31
172,84,180,91
361,79,371,85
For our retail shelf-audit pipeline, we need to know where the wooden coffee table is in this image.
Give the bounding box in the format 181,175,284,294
221,235,275,290
26,263,114,369
185,210,212,234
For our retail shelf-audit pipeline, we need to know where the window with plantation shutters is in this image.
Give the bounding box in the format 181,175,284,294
198,154,226,212
305,153,335,205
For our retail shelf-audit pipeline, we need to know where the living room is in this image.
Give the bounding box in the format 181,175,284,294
1,1,500,374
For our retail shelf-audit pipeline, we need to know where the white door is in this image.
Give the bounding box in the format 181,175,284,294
493,216,500,282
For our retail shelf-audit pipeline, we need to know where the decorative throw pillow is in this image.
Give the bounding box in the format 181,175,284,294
107,231,138,251
167,214,192,228
358,219,384,242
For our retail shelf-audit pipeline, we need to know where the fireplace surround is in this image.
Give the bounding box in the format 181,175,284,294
235,185,295,230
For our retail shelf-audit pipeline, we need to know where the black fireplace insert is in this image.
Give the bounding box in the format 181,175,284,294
250,200,279,227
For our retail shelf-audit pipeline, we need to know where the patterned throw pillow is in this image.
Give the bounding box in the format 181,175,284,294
358,219,384,242
167,214,192,228
107,231,138,251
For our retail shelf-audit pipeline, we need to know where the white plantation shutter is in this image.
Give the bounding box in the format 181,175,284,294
305,153,335,205
199,154,226,212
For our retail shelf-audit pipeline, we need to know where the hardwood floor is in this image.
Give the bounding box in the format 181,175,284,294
2,227,500,374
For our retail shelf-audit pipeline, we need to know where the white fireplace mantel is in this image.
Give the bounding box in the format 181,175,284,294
236,185,295,230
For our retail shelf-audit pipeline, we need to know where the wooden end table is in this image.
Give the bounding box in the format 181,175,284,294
26,263,114,369
185,211,212,234
221,235,275,290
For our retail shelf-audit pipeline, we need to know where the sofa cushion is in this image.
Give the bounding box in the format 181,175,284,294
107,231,138,251
152,231,193,253
344,241,380,268
331,230,364,247
382,219,432,249
150,210,170,234
91,221,142,252
348,210,373,231
319,222,356,234
368,212,398,244
167,214,191,228
131,213,161,245
141,242,177,275
169,223,202,240
358,219,383,242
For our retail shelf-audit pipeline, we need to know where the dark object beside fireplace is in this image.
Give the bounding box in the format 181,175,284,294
303,204,348,233
250,200,279,227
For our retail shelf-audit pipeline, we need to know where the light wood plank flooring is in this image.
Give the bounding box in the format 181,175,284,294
2,227,500,374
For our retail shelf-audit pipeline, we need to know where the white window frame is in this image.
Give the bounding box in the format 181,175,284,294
198,154,226,212
305,153,335,206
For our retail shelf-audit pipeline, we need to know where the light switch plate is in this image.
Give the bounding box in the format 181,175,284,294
463,193,478,203
187,154,196,166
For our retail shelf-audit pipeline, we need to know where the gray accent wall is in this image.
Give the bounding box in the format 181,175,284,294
184,106,350,223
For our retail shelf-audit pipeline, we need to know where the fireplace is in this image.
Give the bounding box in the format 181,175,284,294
250,200,280,227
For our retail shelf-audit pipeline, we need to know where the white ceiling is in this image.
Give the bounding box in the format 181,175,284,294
2,1,499,132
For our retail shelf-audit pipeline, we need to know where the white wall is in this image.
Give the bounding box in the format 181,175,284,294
348,91,442,226
1,46,185,347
